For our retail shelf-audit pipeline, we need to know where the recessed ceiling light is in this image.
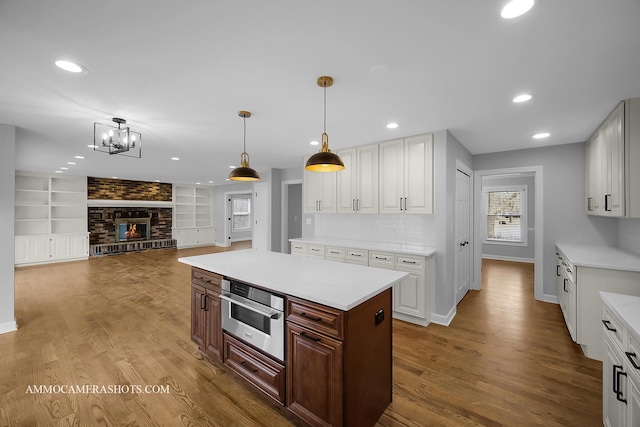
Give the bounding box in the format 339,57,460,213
225,178,230,181
196,182,201,185
501,0,534,19
171,157,180,161
60,167,69,170
112,176,118,179
54,60,88,74
55,170,63,174
87,144,97,148
386,122,399,129
74,155,85,159
229,165,235,169
533,132,550,139
310,141,320,146
67,161,76,165
208,180,214,184
513,94,532,103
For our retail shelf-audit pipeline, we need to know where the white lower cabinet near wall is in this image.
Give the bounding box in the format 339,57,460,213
555,244,640,361
370,251,430,324
601,294,640,427
174,227,216,248
15,233,89,266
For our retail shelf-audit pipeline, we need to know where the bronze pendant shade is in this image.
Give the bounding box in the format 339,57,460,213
229,111,260,181
305,76,345,172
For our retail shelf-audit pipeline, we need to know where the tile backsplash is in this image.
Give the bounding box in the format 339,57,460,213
313,214,436,247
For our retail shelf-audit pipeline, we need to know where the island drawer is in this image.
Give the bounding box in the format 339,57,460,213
345,248,368,265
286,296,344,340
191,268,222,290
223,333,286,406
325,246,346,261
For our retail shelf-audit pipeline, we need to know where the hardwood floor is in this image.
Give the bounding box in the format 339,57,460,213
1,253,601,426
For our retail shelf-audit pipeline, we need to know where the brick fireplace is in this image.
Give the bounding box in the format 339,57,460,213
86,177,176,255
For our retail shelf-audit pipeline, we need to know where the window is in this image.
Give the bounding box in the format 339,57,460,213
482,185,527,245
231,195,251,232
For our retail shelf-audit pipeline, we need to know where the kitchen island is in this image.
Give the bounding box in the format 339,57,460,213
179,249,408,427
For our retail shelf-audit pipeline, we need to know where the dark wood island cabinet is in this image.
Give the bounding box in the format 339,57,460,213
182,250,406,427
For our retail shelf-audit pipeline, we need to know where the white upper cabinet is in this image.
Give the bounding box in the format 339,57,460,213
303,156,337,213
380,134,433,214
336,144,379,214
586,99,640,217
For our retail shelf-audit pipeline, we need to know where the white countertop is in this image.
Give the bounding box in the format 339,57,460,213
556,243,640,273
179,250,408,311
601,292,640,344
290,237,436,257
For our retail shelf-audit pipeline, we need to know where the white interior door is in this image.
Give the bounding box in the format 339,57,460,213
455,168,471,304
253,183,269,251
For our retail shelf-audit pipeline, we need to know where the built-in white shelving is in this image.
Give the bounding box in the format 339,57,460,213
14,172,89,265
172,185,215,247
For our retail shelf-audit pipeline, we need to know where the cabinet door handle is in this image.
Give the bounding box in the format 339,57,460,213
563,278,568,293
614,366,628,404
352,199,356,211
240,360,259,373
605,194,611,212
626,352,640,370
200,293,206,310
400,198,403,211
404,197,408,211
300,312,321,322
319,200,322,211
357,199,360,211
602,320,617,332
300,331,322,342
587,197,593,211
556,265,561,277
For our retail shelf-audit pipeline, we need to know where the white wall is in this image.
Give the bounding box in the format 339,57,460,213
473,142,618,298
618,218,640,255
0,124,16,334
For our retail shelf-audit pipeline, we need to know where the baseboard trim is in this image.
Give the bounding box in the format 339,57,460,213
0,319,17,335
482,254,534,264
541,293,559,304
430,305,456,326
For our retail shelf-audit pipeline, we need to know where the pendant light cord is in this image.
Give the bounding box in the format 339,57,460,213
323,84,327,135
243,115,247,153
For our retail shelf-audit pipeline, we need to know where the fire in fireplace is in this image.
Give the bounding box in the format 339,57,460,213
115,217,151,242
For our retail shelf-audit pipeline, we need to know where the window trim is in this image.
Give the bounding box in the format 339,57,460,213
482,185,527,247
231,194,252,232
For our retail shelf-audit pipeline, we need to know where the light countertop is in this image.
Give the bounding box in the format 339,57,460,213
290,237,436,257
556,243,640,273
601,292,640,344
179,250,408,311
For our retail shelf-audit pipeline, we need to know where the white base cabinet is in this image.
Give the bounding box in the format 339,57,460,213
602,301,640,427
173,227,216,248
15,233,89,266
292,241,433,326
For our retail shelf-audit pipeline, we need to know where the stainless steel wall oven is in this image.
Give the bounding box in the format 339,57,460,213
220,278,285,361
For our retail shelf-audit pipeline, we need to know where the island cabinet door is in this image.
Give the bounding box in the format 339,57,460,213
191,283,207,348
286,322,343,427
203,289,222,362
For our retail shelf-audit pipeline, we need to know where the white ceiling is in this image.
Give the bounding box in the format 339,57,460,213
1,0,639,185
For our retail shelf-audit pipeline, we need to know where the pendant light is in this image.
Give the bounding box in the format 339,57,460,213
229,111,260,181
305,76,345,172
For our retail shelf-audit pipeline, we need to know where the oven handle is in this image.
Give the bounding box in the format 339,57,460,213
220,293,282,320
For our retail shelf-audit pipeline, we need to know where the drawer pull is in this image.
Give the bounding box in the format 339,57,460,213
626,352,640,370
375,256,389,260
198,276,212,283
602,320,617,332
351,253,362,257
240,360,259,373
300,332,321,342
311,248,320,252
329,251,340,254
300,312,321,322
402,260,417,264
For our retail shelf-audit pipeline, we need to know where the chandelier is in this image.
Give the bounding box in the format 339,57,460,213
93,117,142,158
